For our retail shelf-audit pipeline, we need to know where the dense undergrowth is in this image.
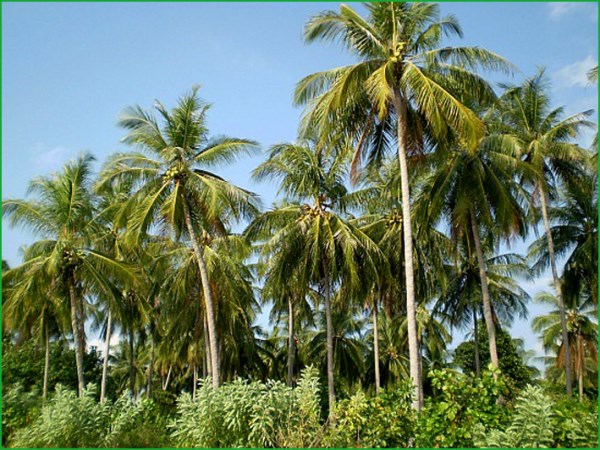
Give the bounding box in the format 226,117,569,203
3,367,597,448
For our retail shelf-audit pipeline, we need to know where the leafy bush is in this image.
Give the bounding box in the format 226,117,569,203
9,384,167,448
1,383,41,446
324,383,415,448
550,396,598,448
474,385,554,447
169,366,322,448
415,366,509,448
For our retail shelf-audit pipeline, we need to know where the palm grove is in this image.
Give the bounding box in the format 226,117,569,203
2,3,598,447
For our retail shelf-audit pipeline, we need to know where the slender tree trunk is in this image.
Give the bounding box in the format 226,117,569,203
324,279,335,420
68,279,85,396
473,307,480,377
129,326,135,400
100,311,112,403
539,187,572,397
469,208,499,379
392,90,421,410
287,297,295,387
182,198,220,388
192,363,198,401
577,336,584,402
164,365,172,390
43,322,50,400
373,303,381,394
203,315,212,378
147,337,154,399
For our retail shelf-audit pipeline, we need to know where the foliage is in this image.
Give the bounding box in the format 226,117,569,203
9,384,167,448
169,366,322,448
453,326,537,394
324,382,415,448
1,384,41,447
550,396,598,448
415,367,509,448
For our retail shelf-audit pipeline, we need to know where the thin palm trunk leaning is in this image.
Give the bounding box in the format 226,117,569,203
192,363,198,400
373,302,381,394
473,307,481,377
147,337,155,399
539,187,572,397
577,336,584,401
100,311,112,403
392,90,421,410
324,279,335,420
204,316,212,378
129,326,135,399
163,366,172,390
43,322,50,400
68,279,86,396
287,297,295,387
182,198,221,388
469,209,499,378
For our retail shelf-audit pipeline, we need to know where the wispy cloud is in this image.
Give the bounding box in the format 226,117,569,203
553,55,598,88
547,2,598,22
548,2,579,20
31,143,72,171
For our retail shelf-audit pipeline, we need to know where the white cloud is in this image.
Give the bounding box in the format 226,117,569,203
548,2,578,20
31,143,72,171
553,55,598,88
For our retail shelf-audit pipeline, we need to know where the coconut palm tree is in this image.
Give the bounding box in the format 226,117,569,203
295,2,511,409
417,124,529,379
3,153,138,396
497,70,594,396
2,252,65,399
533,291,598,401
97,87,260,388
529,169,598,311
434,248,531,376
247,138,385,418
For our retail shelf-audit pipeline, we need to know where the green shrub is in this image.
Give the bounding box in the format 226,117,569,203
1,383,42,446
9,384,168,448
551,396,598,448
169,366,322,448
473,385,554,447
324,383,415,448
415,366,509,448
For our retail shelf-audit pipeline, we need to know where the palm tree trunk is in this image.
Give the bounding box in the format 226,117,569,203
100,311,112,403
469,208,499,378
392,90,421,410
473,307,480,377
577,336,584,402
192,363,198,400
287,297,295,387
182,198,220,388
539,187,572,397
324,279,335,420
43,322,50,400
203,315,212,378
68,278,85,396
373,302,380,394
129,326,135,400
147,337,155,399
164,365,172,390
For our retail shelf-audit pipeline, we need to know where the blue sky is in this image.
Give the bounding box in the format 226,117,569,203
2,2,598,359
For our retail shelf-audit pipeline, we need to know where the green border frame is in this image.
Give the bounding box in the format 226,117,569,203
0,1,598,449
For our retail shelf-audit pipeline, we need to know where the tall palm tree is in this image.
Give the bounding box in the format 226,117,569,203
529,169,598,311
3,153,137,396
497,70,593,396
247,139,385,418
533,291,598,401
434,249,530,376
295,2,511,409
97,87,260,388
417,123,529,379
